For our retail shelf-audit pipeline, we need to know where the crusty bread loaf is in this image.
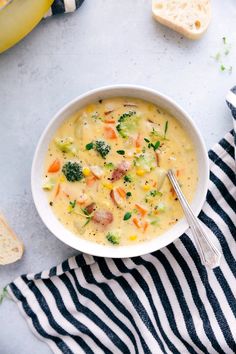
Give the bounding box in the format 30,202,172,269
0,214,24,265
152,0,211,40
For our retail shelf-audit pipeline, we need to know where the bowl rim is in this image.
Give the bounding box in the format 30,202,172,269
31,84,209,258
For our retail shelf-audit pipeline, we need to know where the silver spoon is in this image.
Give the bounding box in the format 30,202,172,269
167,169,221,269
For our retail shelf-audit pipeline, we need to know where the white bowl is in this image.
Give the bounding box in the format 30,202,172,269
31,85,209,258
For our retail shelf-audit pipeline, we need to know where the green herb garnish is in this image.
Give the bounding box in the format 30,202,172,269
222,36,227,45
69,200,76,209
0,287,8,304
214,52,221,61
81,208,93,227
144,138,150,143
86,142,94,150
145,139,161,152
68,200,77,213
220,64,226,71
150,219,160,226
164,120,169,139
225,48,230,56
117,150,125,155
126,192,132,198
150,190,158,197
123,212,132,220
124,175,132,183
104,162,114,169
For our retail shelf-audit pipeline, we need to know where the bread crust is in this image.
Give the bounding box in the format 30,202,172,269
152,0,211,40
0,214,24,265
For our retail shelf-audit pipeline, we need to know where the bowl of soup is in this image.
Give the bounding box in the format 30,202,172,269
31,85,208,258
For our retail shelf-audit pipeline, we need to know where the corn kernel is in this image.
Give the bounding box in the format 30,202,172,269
103,182,113,190
136,169,146,176
86,104,95,113
67,205,73,213
129,235,137,241
143,184,151,191
83,167,91,177
59,175,66,183
136,148,142,153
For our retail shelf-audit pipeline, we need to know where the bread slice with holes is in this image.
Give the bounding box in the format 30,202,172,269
152,0,211,40
0,214,24,265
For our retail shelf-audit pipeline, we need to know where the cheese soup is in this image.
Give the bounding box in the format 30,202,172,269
43,97,198,246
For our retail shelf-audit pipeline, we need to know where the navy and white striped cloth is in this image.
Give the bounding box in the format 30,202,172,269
45,0,84,17
7,89,236,353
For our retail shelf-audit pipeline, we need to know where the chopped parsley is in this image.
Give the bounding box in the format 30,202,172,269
164,120,169,139
86,142,94,150
150,190,159,197
144,137,160,151
117,150,125,155
81,207,93,227
0,287,8,304
104,162,114,169
212,36,233,74
123,212,132,220
69,200,76,209
124,175,132,183
220,64,226,71
68,200,77,213
126,192,132,198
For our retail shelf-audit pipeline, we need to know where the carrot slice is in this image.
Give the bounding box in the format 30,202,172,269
55,183,60,197
104,110,114,115
135,204,147,217
155,152,160,167
104,118,115,124
133,217,142,229
143,221,149,232
104,126,117,140
135,133,142,148
86,176,97,187
48,159,61,173
116,187,126,199
170,186,176,197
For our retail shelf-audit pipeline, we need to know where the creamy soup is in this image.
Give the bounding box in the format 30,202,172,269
43,97,198,246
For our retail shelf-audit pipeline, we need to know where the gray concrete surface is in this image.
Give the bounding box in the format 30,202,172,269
0,0,235,353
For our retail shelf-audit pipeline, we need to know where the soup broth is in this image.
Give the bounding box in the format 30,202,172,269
43,97,198,246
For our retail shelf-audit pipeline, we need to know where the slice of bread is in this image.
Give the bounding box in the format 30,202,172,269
0,214,24,265
152,0,211,40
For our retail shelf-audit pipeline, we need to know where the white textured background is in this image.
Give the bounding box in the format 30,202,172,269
0,0,235,352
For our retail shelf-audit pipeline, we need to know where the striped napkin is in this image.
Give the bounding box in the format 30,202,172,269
7,89,236,353
45,0,84,17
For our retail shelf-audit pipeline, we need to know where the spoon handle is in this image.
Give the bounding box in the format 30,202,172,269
167,170,221,269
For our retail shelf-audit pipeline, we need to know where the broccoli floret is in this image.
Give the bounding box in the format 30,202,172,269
106,232,120,245
116,111,140,138
155,203,166,212
95,140,111,159
134,153,156,172
62,162,83,182
55,137,77,154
